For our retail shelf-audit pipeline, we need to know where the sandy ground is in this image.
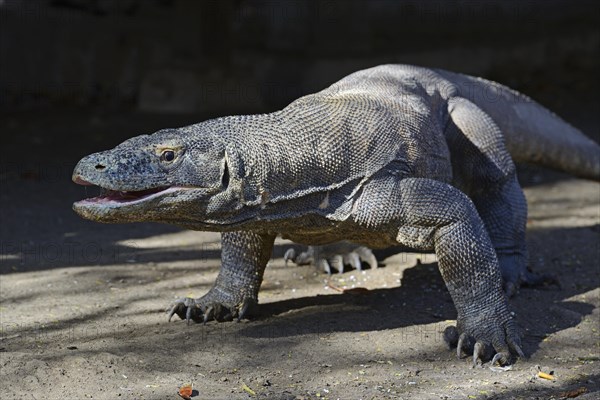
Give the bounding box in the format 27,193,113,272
0,111,599,399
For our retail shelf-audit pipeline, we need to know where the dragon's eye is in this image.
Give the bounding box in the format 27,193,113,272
161,150,175,162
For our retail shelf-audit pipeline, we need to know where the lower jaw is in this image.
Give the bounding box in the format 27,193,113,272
72,186,180,220
72,200,147,223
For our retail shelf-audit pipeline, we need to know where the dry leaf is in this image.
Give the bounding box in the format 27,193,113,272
241,383,256,396
178,383,193,400
538,371,555,380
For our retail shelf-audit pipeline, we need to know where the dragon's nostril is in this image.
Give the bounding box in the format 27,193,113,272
95,164,106,170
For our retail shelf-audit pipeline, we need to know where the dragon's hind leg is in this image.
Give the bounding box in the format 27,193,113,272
445,97,557,296
284,242,378,274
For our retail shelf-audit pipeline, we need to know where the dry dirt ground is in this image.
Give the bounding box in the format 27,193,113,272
0,110,599,400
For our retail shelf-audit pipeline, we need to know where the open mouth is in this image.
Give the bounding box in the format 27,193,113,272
74,177,173,205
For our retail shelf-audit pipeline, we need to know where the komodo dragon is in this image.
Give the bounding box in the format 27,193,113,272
72,65,600,366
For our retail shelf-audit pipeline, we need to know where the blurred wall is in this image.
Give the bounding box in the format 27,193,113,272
0,0,598,114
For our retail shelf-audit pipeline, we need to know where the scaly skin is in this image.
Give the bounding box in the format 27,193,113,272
72,65,599,366
168,232,275,322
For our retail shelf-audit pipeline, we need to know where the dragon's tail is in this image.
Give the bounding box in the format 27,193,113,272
443,71,600,181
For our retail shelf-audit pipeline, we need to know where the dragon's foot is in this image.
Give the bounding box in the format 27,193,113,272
284,243,378,274
167,290,256,324
444,310,524,367
501,261,560,298
518,270,560,289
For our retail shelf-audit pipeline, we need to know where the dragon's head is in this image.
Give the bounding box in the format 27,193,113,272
72,126,236,224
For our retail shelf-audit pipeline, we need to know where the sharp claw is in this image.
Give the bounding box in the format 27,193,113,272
365,250,379,269
186,303,194,325
167,292,256,325
203,306,213,324
319,259,332,275
491,352,504,366
508,338,525,358
238,299,250,321
366,253,378,269
345,252,362,271
331,255,344,274
284,248,296,266
167,304,178,322
357,247,378,269
514,344,525,359
457,333,468,359
472,342,485,367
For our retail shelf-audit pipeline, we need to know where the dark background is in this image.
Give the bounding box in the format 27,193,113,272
0,0,599,272
1,0,599,115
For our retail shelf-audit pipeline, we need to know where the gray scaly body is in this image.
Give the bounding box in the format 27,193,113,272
72,65,600,366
